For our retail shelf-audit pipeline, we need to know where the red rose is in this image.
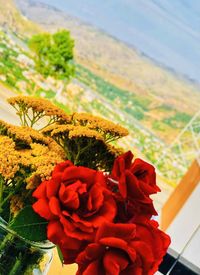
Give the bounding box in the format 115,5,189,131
32,161,117,263
133,218,171,275
76,221,170,275
112,198,157,223
108,151,160,220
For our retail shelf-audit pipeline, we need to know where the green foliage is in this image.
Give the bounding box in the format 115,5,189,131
75,64,149,121
57,245,64,266
124,106,144,120
9,206,47,242
0,47,26,88
163,112,192,129
152,121,165,131
6,75,16,87
35,89,56,99
28,30,75,80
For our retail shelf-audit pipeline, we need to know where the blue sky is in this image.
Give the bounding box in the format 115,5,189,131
37,0,200,83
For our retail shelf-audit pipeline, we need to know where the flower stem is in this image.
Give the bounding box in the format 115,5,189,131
0,232,13,251
8,255,22,275
0,175,5,209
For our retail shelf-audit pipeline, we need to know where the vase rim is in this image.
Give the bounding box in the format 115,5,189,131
0,216,55,250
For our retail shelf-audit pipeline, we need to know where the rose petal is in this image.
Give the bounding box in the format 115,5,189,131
88,196,117,228
112,151,133,180
60,215,93,241
121,265,143,275
49,196,61,216
95,171,107,187
103,250,129,275
32,198,55,220
82,260,102,275
52,160,74,176
76,243,103,264
32,181,47,199
130,240,154,270
59,182,86,210
62,166,96,186
47,220,65,244
95,222,136,242
46,179,60,199
125,171,152,203
87,184,104,212
99,237,128,251
131,158,160,193
118,174,127,198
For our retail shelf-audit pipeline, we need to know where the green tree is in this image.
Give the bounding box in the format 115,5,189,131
28,30,75,81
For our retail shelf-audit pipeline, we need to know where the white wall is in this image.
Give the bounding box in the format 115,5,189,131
167,182,200,272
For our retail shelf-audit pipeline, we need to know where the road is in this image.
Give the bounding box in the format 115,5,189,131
0,83,19,124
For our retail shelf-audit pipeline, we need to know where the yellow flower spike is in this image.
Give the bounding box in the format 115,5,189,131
8,96,72,128
0,136,20,179
50,125,75,140
71,112,129,141
6,125,50,146
68,126,104,140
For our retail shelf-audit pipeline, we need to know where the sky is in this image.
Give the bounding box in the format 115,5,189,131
36,0,200,83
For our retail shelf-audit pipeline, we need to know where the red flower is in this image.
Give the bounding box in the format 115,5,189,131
109,151,160,220
32,161,117,263
76,221,170,275
133,218,171,275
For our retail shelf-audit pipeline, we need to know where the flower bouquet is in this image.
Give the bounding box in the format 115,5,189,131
0,96,170,275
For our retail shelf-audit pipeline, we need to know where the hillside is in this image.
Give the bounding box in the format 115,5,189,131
15,0,200,117
0,0,41,36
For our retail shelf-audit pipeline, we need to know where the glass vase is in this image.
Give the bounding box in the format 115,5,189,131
0,217,54,275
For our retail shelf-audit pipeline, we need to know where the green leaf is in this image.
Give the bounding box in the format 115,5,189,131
9,205,48,241
57,245,64,266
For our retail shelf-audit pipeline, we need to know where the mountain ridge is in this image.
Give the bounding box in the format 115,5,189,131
18,0,200,83
15,0,200,87
0,0,41,36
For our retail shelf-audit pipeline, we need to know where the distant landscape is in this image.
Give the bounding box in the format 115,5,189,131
0,0,199,185
18,0,200,84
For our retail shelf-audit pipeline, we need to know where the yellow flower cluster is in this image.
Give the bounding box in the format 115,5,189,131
69,126,103,140
0,119,7,129
50,125,75,137
72,112,129,140
0,136,20,179
26,148,64,189
30,143,49,156
72,112,98,125
8,96,71,124
0,120,49,146
10,195,24,216
89,120,128,140
1,96,129,178
8,125,49,145
48,139,66,159
46,124,103,141
0,129,65,185
107,144,125,157
8,96,128,143
15,142,64,189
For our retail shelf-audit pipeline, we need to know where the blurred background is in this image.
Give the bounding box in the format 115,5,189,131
0,1,199,274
